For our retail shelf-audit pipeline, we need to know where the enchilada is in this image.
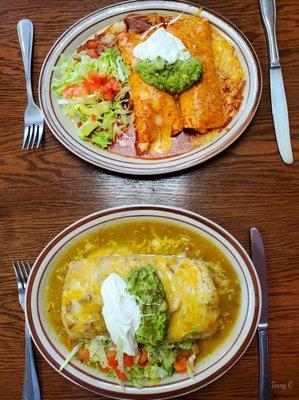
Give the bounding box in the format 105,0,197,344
117,32,182,154
167,15,225,132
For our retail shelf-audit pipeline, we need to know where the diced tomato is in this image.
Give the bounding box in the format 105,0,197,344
86,40,99,49
115,369,127,381
88,73,109,85
107,350,118,369
138,349,148,367
82,80,98,94
81,74,119,100
87,49,99,59
77,348,90,362
100,367,111,374
62,84,82,98
173,357,187,373
101,79,120,101
123,353,135,369
66,72,120,100
90,114,97,122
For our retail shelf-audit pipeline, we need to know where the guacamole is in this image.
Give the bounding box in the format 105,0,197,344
127,265,169,347
135,56,203,95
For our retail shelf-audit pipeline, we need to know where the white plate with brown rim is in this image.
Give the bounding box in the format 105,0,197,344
26,204,261,399
39,0,262,175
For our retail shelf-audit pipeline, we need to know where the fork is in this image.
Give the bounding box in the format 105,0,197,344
12,261,41,400
17,19,44,149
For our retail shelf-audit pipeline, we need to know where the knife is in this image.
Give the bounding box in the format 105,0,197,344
250,228,273,400
259,0,293,164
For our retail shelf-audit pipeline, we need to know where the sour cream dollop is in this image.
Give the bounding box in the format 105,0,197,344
101,273,141,356
133,27,191,64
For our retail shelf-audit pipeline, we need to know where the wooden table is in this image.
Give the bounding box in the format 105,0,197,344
1,0,298,399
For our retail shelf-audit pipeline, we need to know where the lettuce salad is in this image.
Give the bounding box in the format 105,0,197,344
52,48,131,149
61,336,199,387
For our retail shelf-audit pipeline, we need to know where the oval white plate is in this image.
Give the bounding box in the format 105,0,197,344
39,0,262,175
26,205,261,399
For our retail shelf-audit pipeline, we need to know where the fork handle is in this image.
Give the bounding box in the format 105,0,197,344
17,19,34,101
24,324,41,400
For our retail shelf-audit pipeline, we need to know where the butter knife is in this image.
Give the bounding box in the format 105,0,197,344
250,228,273,400
259,0,293,164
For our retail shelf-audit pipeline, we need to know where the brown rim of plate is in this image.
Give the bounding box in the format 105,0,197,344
38,0,262,175
26,205,261,399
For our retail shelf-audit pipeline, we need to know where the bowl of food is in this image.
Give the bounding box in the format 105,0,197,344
39,0,262,174
26,205,261,399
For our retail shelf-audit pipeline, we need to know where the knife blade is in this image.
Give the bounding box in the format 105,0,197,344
250,228,273,400
251,228,268,325
259,0,293,164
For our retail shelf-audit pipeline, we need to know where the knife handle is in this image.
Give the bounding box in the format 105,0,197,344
259,0,280,67
257,327,274,400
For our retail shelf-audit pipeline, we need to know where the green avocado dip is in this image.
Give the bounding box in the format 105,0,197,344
127,265,169,346
135,56,203,95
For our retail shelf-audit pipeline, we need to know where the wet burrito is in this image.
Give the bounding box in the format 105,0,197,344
61,254,220,343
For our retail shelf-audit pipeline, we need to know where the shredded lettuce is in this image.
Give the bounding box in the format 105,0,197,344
78,120,100,138
187,354,196,378
52,48,131,149
66,336,198,387
128,365,168,387
87,336,109,368
59,342,82,372
145,341,193,375
127,341,196,387
91,132,111,148
95,49,130,83
115,56,127,82
116,339,124,372
52,49,129,96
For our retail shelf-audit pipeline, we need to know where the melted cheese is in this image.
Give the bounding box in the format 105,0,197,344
61,254,220,342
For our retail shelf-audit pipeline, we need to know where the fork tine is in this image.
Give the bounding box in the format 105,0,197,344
20,260,29,280
36,124,44,148
22,126,30,150
24,260,32,276
15,261,26,287
12,262,23,288
25,125,34,149
30,124,38,149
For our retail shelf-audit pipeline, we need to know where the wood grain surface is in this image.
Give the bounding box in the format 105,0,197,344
1,0,298,399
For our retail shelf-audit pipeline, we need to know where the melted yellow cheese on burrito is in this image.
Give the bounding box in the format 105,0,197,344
61,255,220,342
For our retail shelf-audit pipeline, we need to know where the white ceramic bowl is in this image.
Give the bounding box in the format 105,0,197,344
26,205,261,399
39,0,262,175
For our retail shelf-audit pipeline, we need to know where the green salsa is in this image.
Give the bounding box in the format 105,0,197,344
135,56,203,95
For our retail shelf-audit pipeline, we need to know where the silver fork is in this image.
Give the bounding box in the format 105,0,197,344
17,19,44,149
12,261,41,400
